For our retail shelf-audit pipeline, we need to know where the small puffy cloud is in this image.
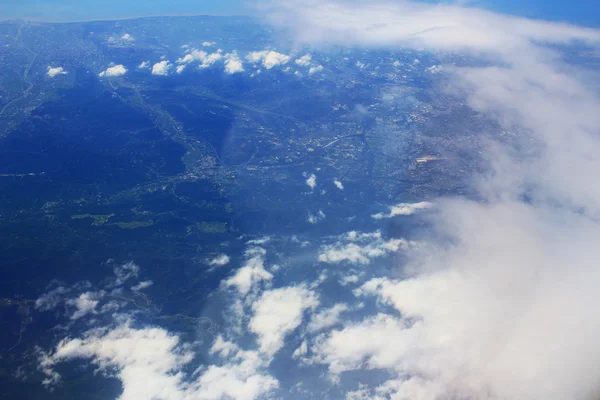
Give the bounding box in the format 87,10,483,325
176,65,186,74
151,61,171,76
307,303,349,332
208,254,230,267
121,33,133,41
308,65,323,74
246,50,291,69
177,49,223,68
66,291,103,320
333,179,344,190
224,52,244,74
137,61,149,69
371,201,433,219
200,52,223,68
131,280,153,291
318,231,409,265
295,53,312,67
306,174,316,190
339,274,359,286
249,285,319,356
223,248,272,296
46,66,67,78
202,41,216,47
99,64,127,77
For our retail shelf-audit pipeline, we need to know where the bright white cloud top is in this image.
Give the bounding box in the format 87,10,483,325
246,50,291,69
224,52,245,74
98,64,127,77
46,66,67,78
151,60,171,76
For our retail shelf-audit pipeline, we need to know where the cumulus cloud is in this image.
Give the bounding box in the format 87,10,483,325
46,66,67,78
66,291,103,320
223,247,272,296
308,65,323,74
137,61,149,69
318,230,409,265
371,201,433,219
175,65,186,74
177,49,223,68
262,0,600,398
249,285,319,356
295,53,312,67
151,60,171,76
333,179,344,190
305,173,316,190
40,318,278,400
121,33,133,41
202,41,216,47
98,64,127,77
224,52,245,74
246,50,291,69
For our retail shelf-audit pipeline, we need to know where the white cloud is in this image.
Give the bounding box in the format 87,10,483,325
224,52,245,74
177,49,223,68
339,274,359,286
98,64,127,77
39,319,278,400
66,291,103,320
175,65,186,74
318,230,409,265
208,254,230,267
121,33,133,41
307,303,349,332
200,52,223,68
249,285,319,357
333,179,344,190
137,61,149,69
306,174,316,190
371,201,433,219
131,280,153,291
310,313,408,375
202,41,216,47
308,65,323,74
246,50,291,69
295,53,312,67
223,248,272,296
46,66,67,78
151,61,171,76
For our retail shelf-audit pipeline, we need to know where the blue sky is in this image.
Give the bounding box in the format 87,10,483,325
1,0,599,26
